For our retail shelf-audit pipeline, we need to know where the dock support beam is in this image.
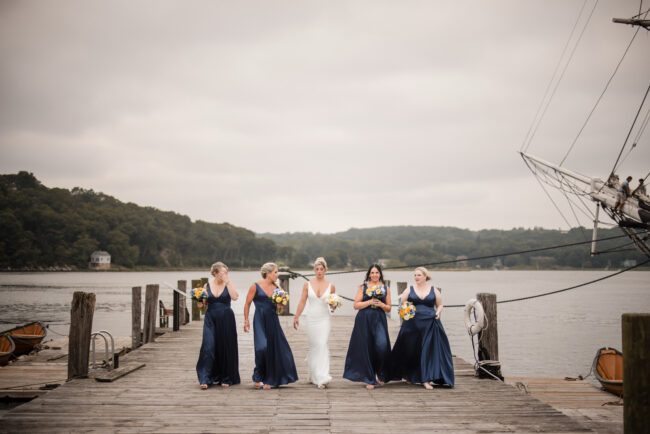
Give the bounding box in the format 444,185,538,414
143,284,159,344
278,267,291,316
623,313,650,433
191,279,202,321
477,292,503,380
131,286,142,349
68,292,96,380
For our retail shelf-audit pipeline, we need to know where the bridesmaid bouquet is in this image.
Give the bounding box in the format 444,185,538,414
399,301,416,320
365,285,386,308
270,287,289,314
326,293,342,312
190,287,207,302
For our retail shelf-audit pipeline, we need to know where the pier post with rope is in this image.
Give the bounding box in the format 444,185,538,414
622,313,650,433
477,293,503,380
131,286,142,349
393,282,407,321
68,291,96,380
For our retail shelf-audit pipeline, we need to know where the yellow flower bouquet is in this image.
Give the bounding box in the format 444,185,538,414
399,301,416,320
365,285,386,308
270,287,289,314
190,287,207,302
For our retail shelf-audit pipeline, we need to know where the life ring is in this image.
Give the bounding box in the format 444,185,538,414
464,298,485,336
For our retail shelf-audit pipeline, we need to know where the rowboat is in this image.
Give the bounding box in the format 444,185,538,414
0,334,15,366
592,347,623,397
2,322,47,357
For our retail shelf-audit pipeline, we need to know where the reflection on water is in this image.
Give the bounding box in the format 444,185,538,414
0,269,648,383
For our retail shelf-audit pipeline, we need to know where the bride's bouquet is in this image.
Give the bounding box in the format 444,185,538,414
326,293,342,313
399,301,416,320
270,287,289,314
365,285,386,308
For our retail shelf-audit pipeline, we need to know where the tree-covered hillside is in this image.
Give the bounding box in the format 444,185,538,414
0,172,284,269
1,171,645,270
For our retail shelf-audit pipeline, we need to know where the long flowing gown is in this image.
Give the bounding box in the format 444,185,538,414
303,283,332,387
195,283,240,386
343,284,391,385
390,286,454,387
252,283,298,387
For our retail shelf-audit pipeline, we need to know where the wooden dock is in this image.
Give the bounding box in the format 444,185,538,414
0,316,620,433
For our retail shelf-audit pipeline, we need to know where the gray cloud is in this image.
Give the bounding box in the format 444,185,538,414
1,0,648,233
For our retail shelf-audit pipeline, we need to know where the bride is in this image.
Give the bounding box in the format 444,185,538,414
294,257,336,389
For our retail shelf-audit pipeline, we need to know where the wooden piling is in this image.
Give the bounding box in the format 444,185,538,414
476,292,503,380
67,292,96,380
278,267,291,316
394,281,407,321
191,279,201,321
131,286,142,349
177,280,187,325
622,313,650,433
143,284,159,344
172,285,180,332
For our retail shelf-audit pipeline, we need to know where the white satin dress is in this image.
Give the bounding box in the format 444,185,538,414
303,282,332,387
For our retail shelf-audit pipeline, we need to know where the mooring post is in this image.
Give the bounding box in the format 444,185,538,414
393,281,407,321
131,286,142,349
278,267,291,316
68,291,96,380
623,313,650,433
143,284,159,344
476,292,503,379
177,280,187,325
172,284,180,332
191,279,202,321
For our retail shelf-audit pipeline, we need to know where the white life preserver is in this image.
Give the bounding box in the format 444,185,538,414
463,298,485,336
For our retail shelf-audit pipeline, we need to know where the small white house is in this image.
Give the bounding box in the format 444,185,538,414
89,251,111,270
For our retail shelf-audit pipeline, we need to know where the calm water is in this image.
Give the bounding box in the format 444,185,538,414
1,270,648,382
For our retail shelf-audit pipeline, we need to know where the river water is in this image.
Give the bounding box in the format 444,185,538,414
1,269,648,382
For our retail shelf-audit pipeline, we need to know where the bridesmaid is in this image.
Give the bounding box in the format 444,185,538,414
243,262,298,389
195,262,240,389
293,257,336,389
343,264,392,389
390,267,454,389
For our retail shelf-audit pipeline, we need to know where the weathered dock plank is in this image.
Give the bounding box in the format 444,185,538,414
0,316,615,433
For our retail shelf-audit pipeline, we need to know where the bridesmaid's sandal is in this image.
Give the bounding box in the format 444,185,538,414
253,382,262,389
318,384,326,389
365,384,375,390
423,383,434,390
221,383,230,388
377,380,385,386
200,384,208,390
263,384,272,390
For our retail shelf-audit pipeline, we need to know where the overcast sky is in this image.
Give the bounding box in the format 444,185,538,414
1,1,648,234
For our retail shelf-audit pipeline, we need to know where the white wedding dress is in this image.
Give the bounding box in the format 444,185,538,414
303,282,332,387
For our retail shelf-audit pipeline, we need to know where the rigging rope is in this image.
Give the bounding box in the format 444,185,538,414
521,0,594,153
560,18,644,166
610,83,650,177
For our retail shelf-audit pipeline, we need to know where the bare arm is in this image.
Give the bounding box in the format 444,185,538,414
293,283,309,329
400,288,410,303
380,287,392,313
330,283,336,294
353,285,371,310
434,287,443,319
226,281,238,301
243,284,256,332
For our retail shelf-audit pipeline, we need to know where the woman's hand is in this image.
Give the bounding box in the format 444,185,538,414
293,316,299,330
244,319,250,333
197,301,204,308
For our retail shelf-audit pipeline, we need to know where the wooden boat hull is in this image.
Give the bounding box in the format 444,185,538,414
0,334,15,366
2,322,47,357
592,347,623,397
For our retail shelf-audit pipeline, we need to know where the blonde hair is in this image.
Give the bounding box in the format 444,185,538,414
260,262,278,278
414,266,431,281
313,257,327,270
210,262,227,276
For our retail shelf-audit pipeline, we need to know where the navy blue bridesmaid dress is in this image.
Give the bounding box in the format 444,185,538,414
343,284,391,385
196,283,240,386
252,283,298,387
390,286,454,387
